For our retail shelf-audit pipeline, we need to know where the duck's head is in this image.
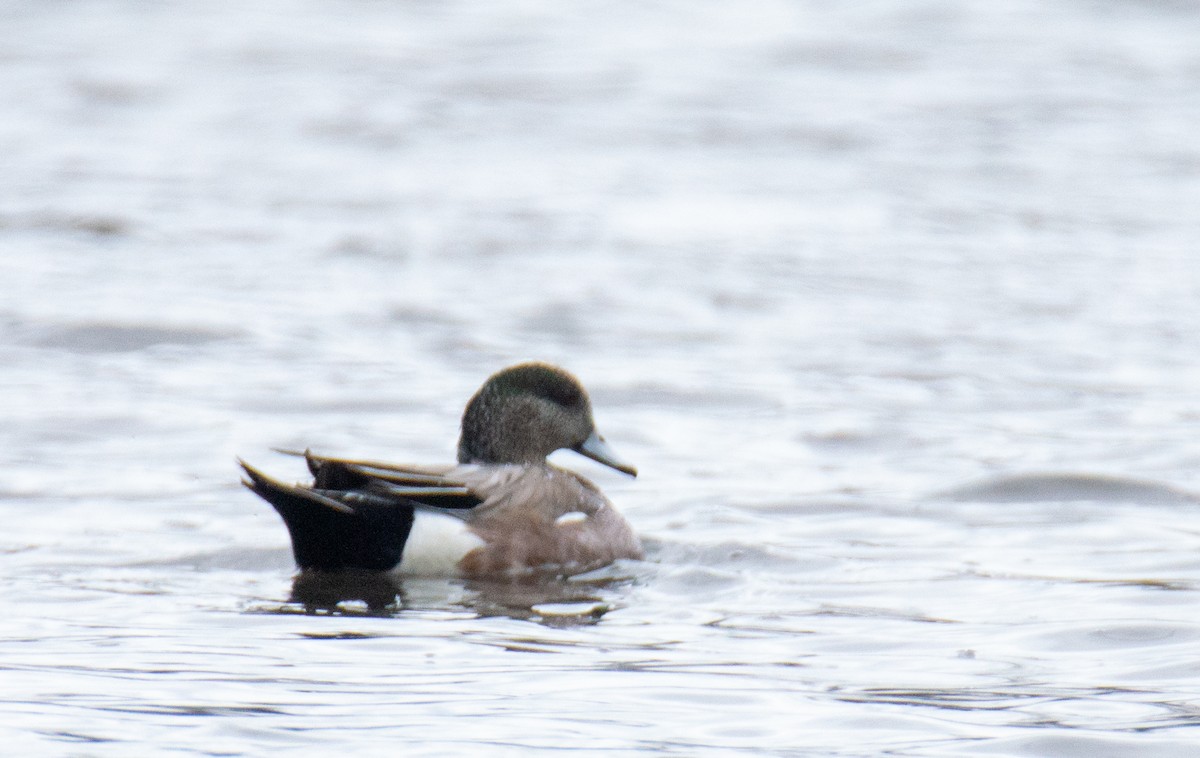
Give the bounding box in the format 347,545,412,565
457,362,637,477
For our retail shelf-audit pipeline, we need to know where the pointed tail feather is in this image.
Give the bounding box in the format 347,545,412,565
238,459,415,571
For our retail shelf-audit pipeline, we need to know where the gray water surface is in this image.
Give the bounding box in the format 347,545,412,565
4,1,1200,755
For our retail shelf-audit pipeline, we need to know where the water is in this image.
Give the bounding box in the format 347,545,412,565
4,0,1200,754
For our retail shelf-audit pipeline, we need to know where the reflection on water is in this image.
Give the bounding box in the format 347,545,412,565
275,568,631,626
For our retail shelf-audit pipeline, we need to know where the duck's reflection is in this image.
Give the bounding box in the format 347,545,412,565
284,569,632,625
289,570,406,612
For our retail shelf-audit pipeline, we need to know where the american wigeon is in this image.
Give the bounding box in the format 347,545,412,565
239,362,643,578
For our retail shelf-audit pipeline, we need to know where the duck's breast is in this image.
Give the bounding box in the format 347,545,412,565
456,465,642,577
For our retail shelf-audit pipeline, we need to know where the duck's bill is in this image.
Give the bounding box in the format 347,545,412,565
576,431,638,477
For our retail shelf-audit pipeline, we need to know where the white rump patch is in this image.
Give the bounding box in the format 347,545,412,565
393,512,485,576
555,511,588,527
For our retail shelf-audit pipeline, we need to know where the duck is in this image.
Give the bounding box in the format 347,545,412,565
239,362,643,578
